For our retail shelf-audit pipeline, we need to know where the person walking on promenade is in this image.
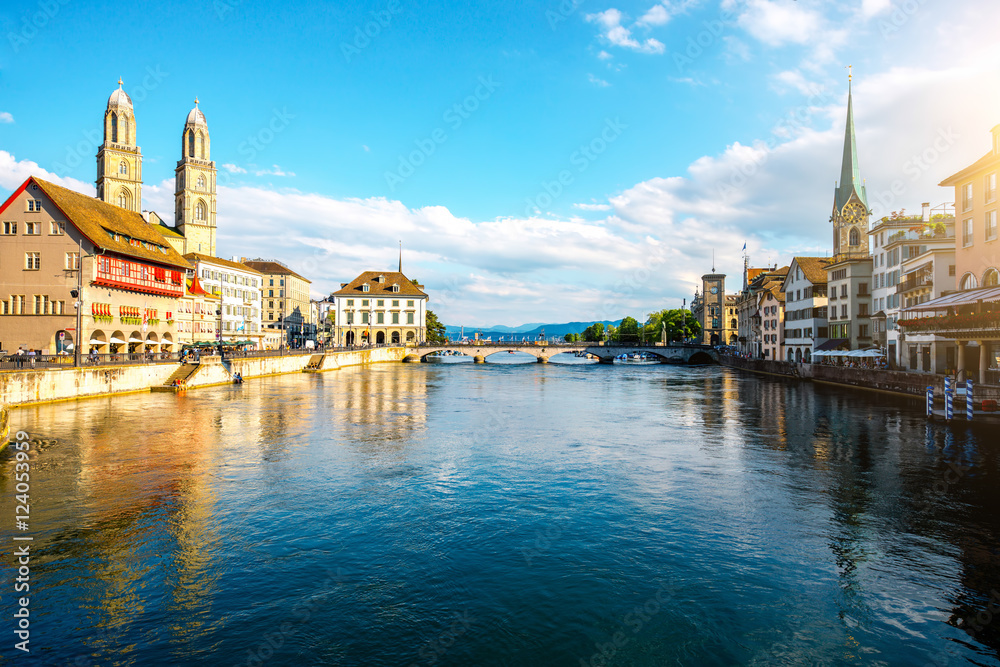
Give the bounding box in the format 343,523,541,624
28,349,36,368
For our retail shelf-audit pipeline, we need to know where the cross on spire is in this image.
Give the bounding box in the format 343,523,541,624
118,77,123,88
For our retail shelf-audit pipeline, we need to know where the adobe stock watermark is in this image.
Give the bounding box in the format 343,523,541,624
341,0,403,62
6,0,71,54
578,582,677,667
384,75,502,192
546,0,585,30
869,126,958,219
408,610,475,666
237,107,296,163
716,86,830,203
672,0,748,73
520,523,563,566
523,117,627,217
878,0,928,38
597,247,669,322
53,67,170,175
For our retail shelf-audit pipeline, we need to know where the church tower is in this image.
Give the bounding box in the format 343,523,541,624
175,99,217,256
831,70,869,257
96,79,143,212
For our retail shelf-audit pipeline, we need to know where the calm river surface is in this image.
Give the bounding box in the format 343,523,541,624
3,358,1000,666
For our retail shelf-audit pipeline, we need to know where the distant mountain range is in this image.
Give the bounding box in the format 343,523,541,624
444,320,622,340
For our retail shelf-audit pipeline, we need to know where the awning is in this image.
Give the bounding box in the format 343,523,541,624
814,338,849,352
902,285,1000,312
109,337,126,344
128,336,144,343
88,339,107,345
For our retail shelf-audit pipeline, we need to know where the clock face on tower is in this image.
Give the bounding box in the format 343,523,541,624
710,286,719,294
842,200,867,225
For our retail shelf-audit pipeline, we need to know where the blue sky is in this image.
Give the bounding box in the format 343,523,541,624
2,0,999,326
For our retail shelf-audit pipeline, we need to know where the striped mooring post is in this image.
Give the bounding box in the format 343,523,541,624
967,380,974,421
926,386,934,418
946,386,955,421
944,375,952,396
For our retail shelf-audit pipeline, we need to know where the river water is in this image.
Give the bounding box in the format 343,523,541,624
2,357,1000,666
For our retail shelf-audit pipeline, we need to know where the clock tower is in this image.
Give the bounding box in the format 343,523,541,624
700,272,726,346
830,71,869,258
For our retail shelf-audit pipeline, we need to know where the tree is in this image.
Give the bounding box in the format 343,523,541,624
582,322,605,342
618,316,640,342
425,310,447,343
564,333,581,342
643,308,701,343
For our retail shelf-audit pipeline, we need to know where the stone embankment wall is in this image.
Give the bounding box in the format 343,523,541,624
1,347,409,407
720,356,1000,400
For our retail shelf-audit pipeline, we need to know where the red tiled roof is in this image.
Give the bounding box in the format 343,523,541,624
332,271,428,297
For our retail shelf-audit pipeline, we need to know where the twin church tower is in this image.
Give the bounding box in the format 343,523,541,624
95,79,218,256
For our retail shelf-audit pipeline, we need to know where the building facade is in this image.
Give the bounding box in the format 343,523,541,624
332,271,428,346
0,177,190,354
242,260,314,347
187,254,263,347
691,272,736,346
781,257,829,363
759,283,785,361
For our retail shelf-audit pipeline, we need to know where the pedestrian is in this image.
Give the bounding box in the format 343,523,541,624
28,349,36,368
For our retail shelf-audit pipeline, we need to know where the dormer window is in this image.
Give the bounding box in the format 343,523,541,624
376,275,385,283
392,284,400,293
362,284,370,292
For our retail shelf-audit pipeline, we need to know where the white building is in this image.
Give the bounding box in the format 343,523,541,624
185,253,264,347
781,257,830,363
331,271,428,346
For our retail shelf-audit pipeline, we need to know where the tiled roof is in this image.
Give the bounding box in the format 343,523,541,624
185,252,263,275
241,260,310,283
792,257,830,285
332,271,428,297
24,178,191,269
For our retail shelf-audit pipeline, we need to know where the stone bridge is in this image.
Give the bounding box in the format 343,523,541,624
404,343,718,365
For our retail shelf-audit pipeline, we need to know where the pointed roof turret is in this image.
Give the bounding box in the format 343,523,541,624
835,71,868,211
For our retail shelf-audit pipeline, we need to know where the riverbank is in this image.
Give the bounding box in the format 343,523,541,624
719,355,1000,402
0,347,407,408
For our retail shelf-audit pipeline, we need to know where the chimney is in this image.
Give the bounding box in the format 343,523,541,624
922,202,931,221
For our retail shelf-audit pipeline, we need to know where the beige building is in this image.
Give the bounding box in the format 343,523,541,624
0,177,190,355
759,283,785,361
242,259,313,348
781,257,830,363
175,273,221,347
332,271,428,346
187,254,264,347
691,272,737,346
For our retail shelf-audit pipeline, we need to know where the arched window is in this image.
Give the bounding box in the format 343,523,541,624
119,161,128,176
984,268,999,287
118,190,130,209
795,348,802,363
187,130,195,158
197,132,205,158
195,201,206,221
804,349,811,363
849,227,860,246
197,174,206,189
121,117,129,142
961,273,979,290
730,319,737,330
110,113,118,143
787,349,794,361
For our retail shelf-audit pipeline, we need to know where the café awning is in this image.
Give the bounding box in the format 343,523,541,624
902,286,1000,312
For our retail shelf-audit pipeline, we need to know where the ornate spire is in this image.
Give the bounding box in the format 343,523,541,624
835,69,867,211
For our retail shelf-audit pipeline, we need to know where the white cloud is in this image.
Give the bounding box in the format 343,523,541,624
363,145,371,152
597,50,613,60
733,0,823,47
637,3,671,27
588,73,611,87
861,0,891,19
586,9,666,54
0,151,92,194
0,112,13,124
574,202,613,211
255,164,295,177
773,70,824,96
222,163,247,173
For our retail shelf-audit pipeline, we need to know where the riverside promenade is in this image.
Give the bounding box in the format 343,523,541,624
719,354,1000,405
0,346,407,408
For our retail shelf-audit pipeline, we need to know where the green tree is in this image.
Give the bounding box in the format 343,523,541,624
643,308,701,343
582,322,605,342
564,333,581,342
425,310,448,344
618,316,640,342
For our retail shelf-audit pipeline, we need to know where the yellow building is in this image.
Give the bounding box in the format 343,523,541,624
241,259,313,348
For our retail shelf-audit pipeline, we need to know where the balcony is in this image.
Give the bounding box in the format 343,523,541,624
898,277,933,294
899,311,1000,338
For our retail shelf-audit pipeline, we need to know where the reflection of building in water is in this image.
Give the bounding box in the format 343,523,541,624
331,366,429,451
66,397,223,644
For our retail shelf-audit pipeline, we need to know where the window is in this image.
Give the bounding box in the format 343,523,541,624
346,299,354,306
407,312,414,324
3,222,16,234
392,300,399,307
987,210,998,242
65,252,80,270
362,300,369,307
392,313,399,324
198,174,206,189
963,183,974,211
111,113,118,143
376,312,383,324
407,300,414,307
985,269,999,287
377,300,384,307
195,201,207,220
964,218,974,247
362,312,369,324
9,295,25,315
50,221,65,235
961,273,979,290
25,252,40,270
119,161,128,175
858,303,869,317
849,227,860,246
841,304,847,319
24,222,40,235
987,173,997,204
118,190,130,209
188,130,195,158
